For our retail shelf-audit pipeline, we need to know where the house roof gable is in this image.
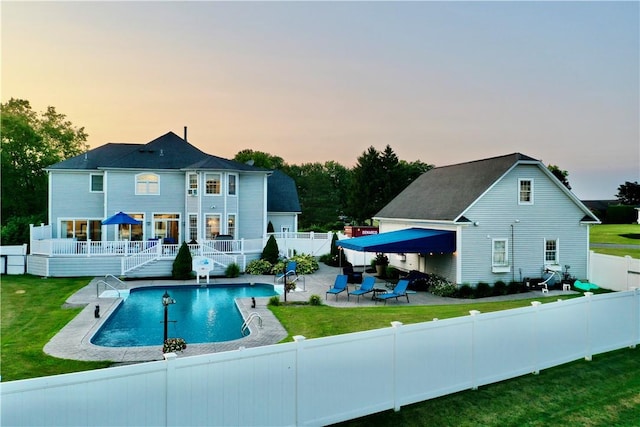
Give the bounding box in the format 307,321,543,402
47,131,267,172
376,153,538,221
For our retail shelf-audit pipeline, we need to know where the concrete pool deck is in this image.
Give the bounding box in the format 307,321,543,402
44,263,577,363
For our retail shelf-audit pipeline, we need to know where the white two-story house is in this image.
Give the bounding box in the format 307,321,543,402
28,131,302,277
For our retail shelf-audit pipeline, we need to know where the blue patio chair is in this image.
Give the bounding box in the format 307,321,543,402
274,261,298,284
348,276,375,302
376,279,410,304
326,275,348,300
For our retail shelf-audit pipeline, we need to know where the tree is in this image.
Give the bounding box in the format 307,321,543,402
172,242,193,279
233,149,285,169
616,181,640,205
547,164,571,190
348,146,383,224
261,235,280,264
1,99,87,228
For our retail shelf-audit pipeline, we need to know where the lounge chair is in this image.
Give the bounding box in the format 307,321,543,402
326,275,348,300
274,261,297,284
376,279,410,304
348,276,375,302
343,265,363,284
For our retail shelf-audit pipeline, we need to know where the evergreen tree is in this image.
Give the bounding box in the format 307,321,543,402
261,235,280,264
172,242,193,279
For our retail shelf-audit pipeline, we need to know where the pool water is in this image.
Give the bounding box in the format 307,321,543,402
91,284,277,347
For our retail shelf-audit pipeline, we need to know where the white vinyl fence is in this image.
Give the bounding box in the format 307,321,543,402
589,251,640,291
2,290,639,427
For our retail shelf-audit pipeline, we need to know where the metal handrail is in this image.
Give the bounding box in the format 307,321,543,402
241,312,262,336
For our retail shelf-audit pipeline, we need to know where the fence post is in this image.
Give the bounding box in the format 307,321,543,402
469,310,481,390
164,352,178,427
390,321,403,412
632,288,639,349
293,335,306,426
530,301,541,375
584,292,594,361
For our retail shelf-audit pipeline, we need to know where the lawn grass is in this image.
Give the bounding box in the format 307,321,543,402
590,224,640,245
589,224,640,259
333,346,640,427
269,295,581,342
1,275,112,381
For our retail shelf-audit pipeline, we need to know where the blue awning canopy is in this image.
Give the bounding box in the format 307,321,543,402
338,228,456,254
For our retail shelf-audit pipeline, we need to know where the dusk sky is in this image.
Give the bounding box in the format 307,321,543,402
2,1,638,200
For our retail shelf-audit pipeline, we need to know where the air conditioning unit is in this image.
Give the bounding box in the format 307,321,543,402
188,189,198,196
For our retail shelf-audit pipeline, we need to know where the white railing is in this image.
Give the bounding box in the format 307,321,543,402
121,243,162,274
3,290,639,427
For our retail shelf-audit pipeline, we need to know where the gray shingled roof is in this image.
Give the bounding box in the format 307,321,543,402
47,131,267,172
268,170,301,213
375,153,539,221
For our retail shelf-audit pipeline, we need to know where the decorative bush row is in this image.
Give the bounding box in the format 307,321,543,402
246,253,320,276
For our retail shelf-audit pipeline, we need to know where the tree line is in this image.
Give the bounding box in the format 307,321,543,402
2,99,639,244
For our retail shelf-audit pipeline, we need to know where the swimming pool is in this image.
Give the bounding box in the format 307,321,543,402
91,284,277,347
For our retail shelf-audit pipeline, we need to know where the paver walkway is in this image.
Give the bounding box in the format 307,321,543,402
45,263,577,363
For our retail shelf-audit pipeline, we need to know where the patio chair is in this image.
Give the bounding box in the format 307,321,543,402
343,265,363,284
326,275,348,300
376,279,410,304
274,261,298,284
348,276,375,302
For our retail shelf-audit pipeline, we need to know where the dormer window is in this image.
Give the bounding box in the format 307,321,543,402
518,179,533,205
136,173,159,195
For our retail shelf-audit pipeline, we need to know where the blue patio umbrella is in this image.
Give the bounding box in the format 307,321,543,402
102,212,142,241
102,211,142,225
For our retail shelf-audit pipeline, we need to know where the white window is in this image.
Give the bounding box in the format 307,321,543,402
61,219,102,241
492,238,510,273
518,179,533,205
544,238,559,266
136,173,159,195
187,173,198,196
228,174,237,196
188,214,198,242
90,174,103,192
205,173,221,195
153,213,179,243
492,239,508,266
227,214,236,238
205,214,221,239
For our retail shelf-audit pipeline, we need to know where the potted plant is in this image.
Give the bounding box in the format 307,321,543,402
374,253,389,277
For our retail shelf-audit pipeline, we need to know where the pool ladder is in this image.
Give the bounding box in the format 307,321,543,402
241,312,262,336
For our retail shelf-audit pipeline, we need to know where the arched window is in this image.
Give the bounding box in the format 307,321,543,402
136,173,159,195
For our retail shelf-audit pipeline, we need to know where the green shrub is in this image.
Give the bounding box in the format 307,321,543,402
267,221,275,233
225,263,240,278
386,266,400,280
324,232,347,267
261,235,280,264
0,214,45,245
475,282,492,298
268,295,280,306
507,281,521,294
457,284,473,299
429,275,457,297
493,281,507,296
172,242,193,279
272,253,319,275
308,294,322,306
245,259,273,275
